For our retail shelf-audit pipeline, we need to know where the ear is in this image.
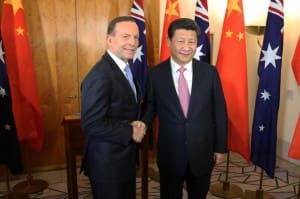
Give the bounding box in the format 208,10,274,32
167,38,171,48
107,35,113,45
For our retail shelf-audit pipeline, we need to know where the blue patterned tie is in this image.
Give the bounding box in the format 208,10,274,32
124,65,137,100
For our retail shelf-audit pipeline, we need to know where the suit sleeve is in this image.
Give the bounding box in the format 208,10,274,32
80,68,133,146
213,67,228,153
141,72,157,147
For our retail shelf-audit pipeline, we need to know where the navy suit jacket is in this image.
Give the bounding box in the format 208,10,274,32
80,52,142,182
142,58,228,178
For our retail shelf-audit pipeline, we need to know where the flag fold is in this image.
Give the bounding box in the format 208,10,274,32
291,36,300,86
216,0,250,161
1,0,44,152
288,115,300,160
250,0,284,178
194,0,211,63
159,0,180,62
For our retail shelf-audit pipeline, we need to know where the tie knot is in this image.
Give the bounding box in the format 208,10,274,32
125,65,130,73
178,66,186,73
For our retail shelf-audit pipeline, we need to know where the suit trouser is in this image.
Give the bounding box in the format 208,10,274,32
159,165,212,199
89,178,135,199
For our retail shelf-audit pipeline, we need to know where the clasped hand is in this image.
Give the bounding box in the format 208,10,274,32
131,121,146,143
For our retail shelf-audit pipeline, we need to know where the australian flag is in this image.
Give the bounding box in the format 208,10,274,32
250,0,284,178
194,0,211,63
0,35,23,174
130,0,147,96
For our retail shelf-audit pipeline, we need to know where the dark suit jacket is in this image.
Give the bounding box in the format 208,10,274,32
80,52,142,182
143,58,228,178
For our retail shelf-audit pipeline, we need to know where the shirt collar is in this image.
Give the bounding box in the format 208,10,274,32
170,57,193,73
107,50,128,72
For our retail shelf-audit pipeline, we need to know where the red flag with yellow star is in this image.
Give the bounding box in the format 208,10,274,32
160,0,180,61
288,115,300,160
291,36,300,86
1,0,44,152
216,0,250,161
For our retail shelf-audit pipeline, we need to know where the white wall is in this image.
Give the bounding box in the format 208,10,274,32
159,0,300,165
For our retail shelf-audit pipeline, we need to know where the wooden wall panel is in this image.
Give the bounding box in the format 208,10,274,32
19,0,79,169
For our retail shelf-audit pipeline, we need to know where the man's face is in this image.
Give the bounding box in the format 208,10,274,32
107,21,139,62
168,29,197,66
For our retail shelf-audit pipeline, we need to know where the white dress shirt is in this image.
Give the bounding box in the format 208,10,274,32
170,57,193,95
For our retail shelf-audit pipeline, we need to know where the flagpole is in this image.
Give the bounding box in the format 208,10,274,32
209,152,243,198
12,171,48,195
0,165,29,199
241,168,274,199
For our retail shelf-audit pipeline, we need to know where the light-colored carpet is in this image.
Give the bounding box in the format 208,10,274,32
0,155,299,198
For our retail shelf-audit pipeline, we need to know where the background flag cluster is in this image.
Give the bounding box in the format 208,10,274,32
1,0,44,152
130,0,147,96
0,35,23,174
194,0,211,63
250,0,284,178
216,0,250,161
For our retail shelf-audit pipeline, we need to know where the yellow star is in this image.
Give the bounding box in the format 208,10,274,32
227,0,241,17
237,32,244,41
16,26,24,35
225,29,233,38
3,0,23,15
165,0,179,21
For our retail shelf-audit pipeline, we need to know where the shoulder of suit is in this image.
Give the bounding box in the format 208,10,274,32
192,59,216,71
149,59,170,73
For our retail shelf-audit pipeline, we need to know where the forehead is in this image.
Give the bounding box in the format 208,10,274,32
114,21,138,33
173,29,197,39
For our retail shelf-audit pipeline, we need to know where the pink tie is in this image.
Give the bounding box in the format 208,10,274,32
178,66,190,117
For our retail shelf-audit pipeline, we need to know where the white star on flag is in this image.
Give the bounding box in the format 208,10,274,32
0,87,6,98
193,44,206,61
260,89,271,101
133,45,144,63
259,125,265,132
4,123,11,131
0,40,5,64
260,43,281,69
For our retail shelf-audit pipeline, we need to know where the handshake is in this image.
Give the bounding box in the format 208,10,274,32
131,121,147,143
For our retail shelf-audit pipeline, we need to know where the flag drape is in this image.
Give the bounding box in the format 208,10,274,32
291,36,300,86
288,115,300,160
250,0,284,178
130,0,147,96
194,0,211,63
0,35,23,174
288,36,300,160
1,0,44,152
159,0,180,62
216,0,250,161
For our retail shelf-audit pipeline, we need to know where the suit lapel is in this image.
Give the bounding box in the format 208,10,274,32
163,62,186,119
187,61,204,118
104,53,137,103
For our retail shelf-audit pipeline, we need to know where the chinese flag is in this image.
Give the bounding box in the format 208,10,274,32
288,115,300,160
1,0,44,152
152,0,180,140
292,36,300,86
159,0,180,62
216,0,250,161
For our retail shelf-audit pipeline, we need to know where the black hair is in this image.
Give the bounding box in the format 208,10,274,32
168,18,200,39
107,16,136,35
